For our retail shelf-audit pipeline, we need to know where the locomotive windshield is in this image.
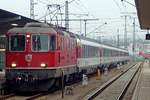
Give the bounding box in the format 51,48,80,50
32,34,49,51
10,35,25,51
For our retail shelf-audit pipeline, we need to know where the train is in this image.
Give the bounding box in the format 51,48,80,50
5,22,130,91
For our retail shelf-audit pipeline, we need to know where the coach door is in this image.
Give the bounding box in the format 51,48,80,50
99,48,103,64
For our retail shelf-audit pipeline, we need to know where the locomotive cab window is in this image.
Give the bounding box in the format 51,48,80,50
10,35,25,51
32,34,49,51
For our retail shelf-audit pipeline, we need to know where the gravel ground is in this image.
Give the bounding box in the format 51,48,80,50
35,63,133,100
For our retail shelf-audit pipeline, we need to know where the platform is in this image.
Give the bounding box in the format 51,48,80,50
132,62,150,100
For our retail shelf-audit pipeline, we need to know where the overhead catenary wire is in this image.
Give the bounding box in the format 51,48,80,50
44,0,52,4
37,0,76,20
37,0,48,5
71,0,89,17
121,0,136,7
112,0,122,11
77,0,96,19
88,22,107,34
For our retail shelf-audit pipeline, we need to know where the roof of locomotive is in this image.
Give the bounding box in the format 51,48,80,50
7,22,57,34
7,22,77,38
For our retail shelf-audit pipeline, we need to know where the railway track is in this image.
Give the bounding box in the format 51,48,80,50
82,62,142,100
0,93,46,100
0,93,15,100
24,92,50,100
0,62,139,100
1,82,73,100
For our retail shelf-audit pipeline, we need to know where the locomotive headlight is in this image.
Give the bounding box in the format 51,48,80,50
26,34,30,38
11,63,16,67
41,63,46,67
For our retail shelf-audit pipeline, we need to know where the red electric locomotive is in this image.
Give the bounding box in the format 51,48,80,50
6,23,78,91
5,22,130,92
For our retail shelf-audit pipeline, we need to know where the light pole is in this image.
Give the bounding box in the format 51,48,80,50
117,29,120,47
121,12,136,49
84,19,87,36
133,17,136,61
83,19,99,37
121,0,136,50
124,15,127,49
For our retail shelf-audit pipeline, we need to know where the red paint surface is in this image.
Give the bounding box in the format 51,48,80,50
6,32,77,69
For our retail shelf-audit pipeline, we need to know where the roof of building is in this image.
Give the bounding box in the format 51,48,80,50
135,0,150,29
0,9,38,35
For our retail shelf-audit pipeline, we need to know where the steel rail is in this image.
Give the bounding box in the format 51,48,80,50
116,62,143,100
131,61,144,100
25,92,51,100
25,93,43,100
0,93,15,100
85,63,139,100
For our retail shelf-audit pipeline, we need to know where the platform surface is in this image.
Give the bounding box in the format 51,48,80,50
132,62,150,100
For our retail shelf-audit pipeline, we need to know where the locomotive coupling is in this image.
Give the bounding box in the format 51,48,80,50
15,73,38,84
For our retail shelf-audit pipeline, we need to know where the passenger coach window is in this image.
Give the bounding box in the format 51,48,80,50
32,35,48,51
10,35,25,51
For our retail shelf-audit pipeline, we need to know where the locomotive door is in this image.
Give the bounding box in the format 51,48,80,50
58,36,66,66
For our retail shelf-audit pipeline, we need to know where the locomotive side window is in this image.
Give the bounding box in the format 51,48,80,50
10,35,25,51
32,35,49,51
49,35,55,50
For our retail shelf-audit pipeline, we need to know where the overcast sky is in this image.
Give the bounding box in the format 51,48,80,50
0,0,144,40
